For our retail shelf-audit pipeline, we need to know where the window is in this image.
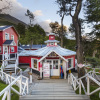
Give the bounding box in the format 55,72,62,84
32,59,38,69
11,47,14,52
68,58,73,69
0,46,1,53
5,47,7,53
11,35,14,40
50,42,54,45
5,33,9,40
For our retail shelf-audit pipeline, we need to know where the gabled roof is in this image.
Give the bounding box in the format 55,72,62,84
19,46,76,57
0,25,19,37
0,26,12,31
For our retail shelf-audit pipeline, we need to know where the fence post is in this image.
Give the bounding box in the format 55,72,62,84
20,75,22,95
7,89,11,100
79,79,81,94
87,76,90,95
27,78,29,94
74,80,76,90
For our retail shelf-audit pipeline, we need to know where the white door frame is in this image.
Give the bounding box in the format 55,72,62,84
31,58,38,70
45,59,60,76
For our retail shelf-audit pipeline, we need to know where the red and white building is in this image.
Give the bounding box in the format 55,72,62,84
0,26,18,61
19,33,76,79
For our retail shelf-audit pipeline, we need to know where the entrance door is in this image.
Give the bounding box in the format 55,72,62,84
5,47,8,59
46,60,59,76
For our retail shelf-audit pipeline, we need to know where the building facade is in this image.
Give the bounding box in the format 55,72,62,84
0,26,18,61
19,33,76,79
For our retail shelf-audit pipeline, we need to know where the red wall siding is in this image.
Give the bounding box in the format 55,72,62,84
0,31,3,54
19,56,42,68
2,27,18,54
63,55,75,67
49,35,55,40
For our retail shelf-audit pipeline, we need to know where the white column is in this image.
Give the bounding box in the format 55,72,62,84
9,46,10,59
87,76,90,95
30,69,32,83
7,89,11,100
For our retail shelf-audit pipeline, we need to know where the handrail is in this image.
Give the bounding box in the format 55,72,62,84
68,70,100,97
0,71,29,100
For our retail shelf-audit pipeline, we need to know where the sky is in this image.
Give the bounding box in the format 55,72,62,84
0,0,91,38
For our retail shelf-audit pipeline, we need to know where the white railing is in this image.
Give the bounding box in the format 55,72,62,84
0,71,29,100
68,71,100,96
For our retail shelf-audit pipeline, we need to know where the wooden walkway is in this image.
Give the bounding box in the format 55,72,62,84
20,79,90,100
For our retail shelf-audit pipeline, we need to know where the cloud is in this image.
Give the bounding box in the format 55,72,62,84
39,19,51,32
0,0,51,32
33,10,43,16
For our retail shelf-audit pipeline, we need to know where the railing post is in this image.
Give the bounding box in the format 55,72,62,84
6,74,8,84
20,75,22,95
68,74,70,84
7,89,11,100
27,78,29,94
87,76,90,95
79,79,81,94
74,80,76,90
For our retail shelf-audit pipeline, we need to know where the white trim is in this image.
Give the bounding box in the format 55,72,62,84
38,50,68,62
5,33,9,40
11,35,14,40
67,58,73,70
0,46,1,53
11,47,14,52
31,58,38,70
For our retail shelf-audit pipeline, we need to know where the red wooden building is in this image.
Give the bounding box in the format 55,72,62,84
0,26,18,61
19,33,76,79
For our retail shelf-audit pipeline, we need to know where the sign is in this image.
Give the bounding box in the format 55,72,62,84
77,64,85,68
43,63,50,78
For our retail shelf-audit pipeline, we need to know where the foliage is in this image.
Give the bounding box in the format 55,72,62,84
19,24,46,45
16,23,25,35
49,21,67,46
76,84,100,100
85,0,100,39
25,9,35,26
86,57,100,67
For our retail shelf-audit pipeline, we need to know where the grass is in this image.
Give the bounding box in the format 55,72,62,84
76,84,100,100
0,80,19,100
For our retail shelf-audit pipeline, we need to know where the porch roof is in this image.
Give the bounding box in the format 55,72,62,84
19,46,76,57
3,40,13,45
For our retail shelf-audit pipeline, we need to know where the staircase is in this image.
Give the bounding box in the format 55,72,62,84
20,79,90,100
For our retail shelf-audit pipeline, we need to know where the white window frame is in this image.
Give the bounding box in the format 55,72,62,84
5,33,9,40
0,46,1,53
11,35,14,40
50,42,54,45
31,58,38,70
67,58,73,70
11,47,14,52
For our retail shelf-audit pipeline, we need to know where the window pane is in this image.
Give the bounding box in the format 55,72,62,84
68,59,72,68
34,60,37,69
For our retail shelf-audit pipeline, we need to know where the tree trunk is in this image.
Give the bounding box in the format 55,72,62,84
61,14,64,47
72,0,85,79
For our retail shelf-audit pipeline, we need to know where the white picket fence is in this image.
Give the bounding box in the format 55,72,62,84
0,71,29,100
68,71,100,96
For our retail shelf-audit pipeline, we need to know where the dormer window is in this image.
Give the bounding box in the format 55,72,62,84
5,33,9,40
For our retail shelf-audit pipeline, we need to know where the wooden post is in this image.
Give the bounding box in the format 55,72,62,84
7,89,11,100
87,76,90,95
20,75,22,95
27,78,29,94
79,79,81,94
74,80,76,90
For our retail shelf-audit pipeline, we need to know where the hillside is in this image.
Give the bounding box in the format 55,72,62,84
0,14,27,27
